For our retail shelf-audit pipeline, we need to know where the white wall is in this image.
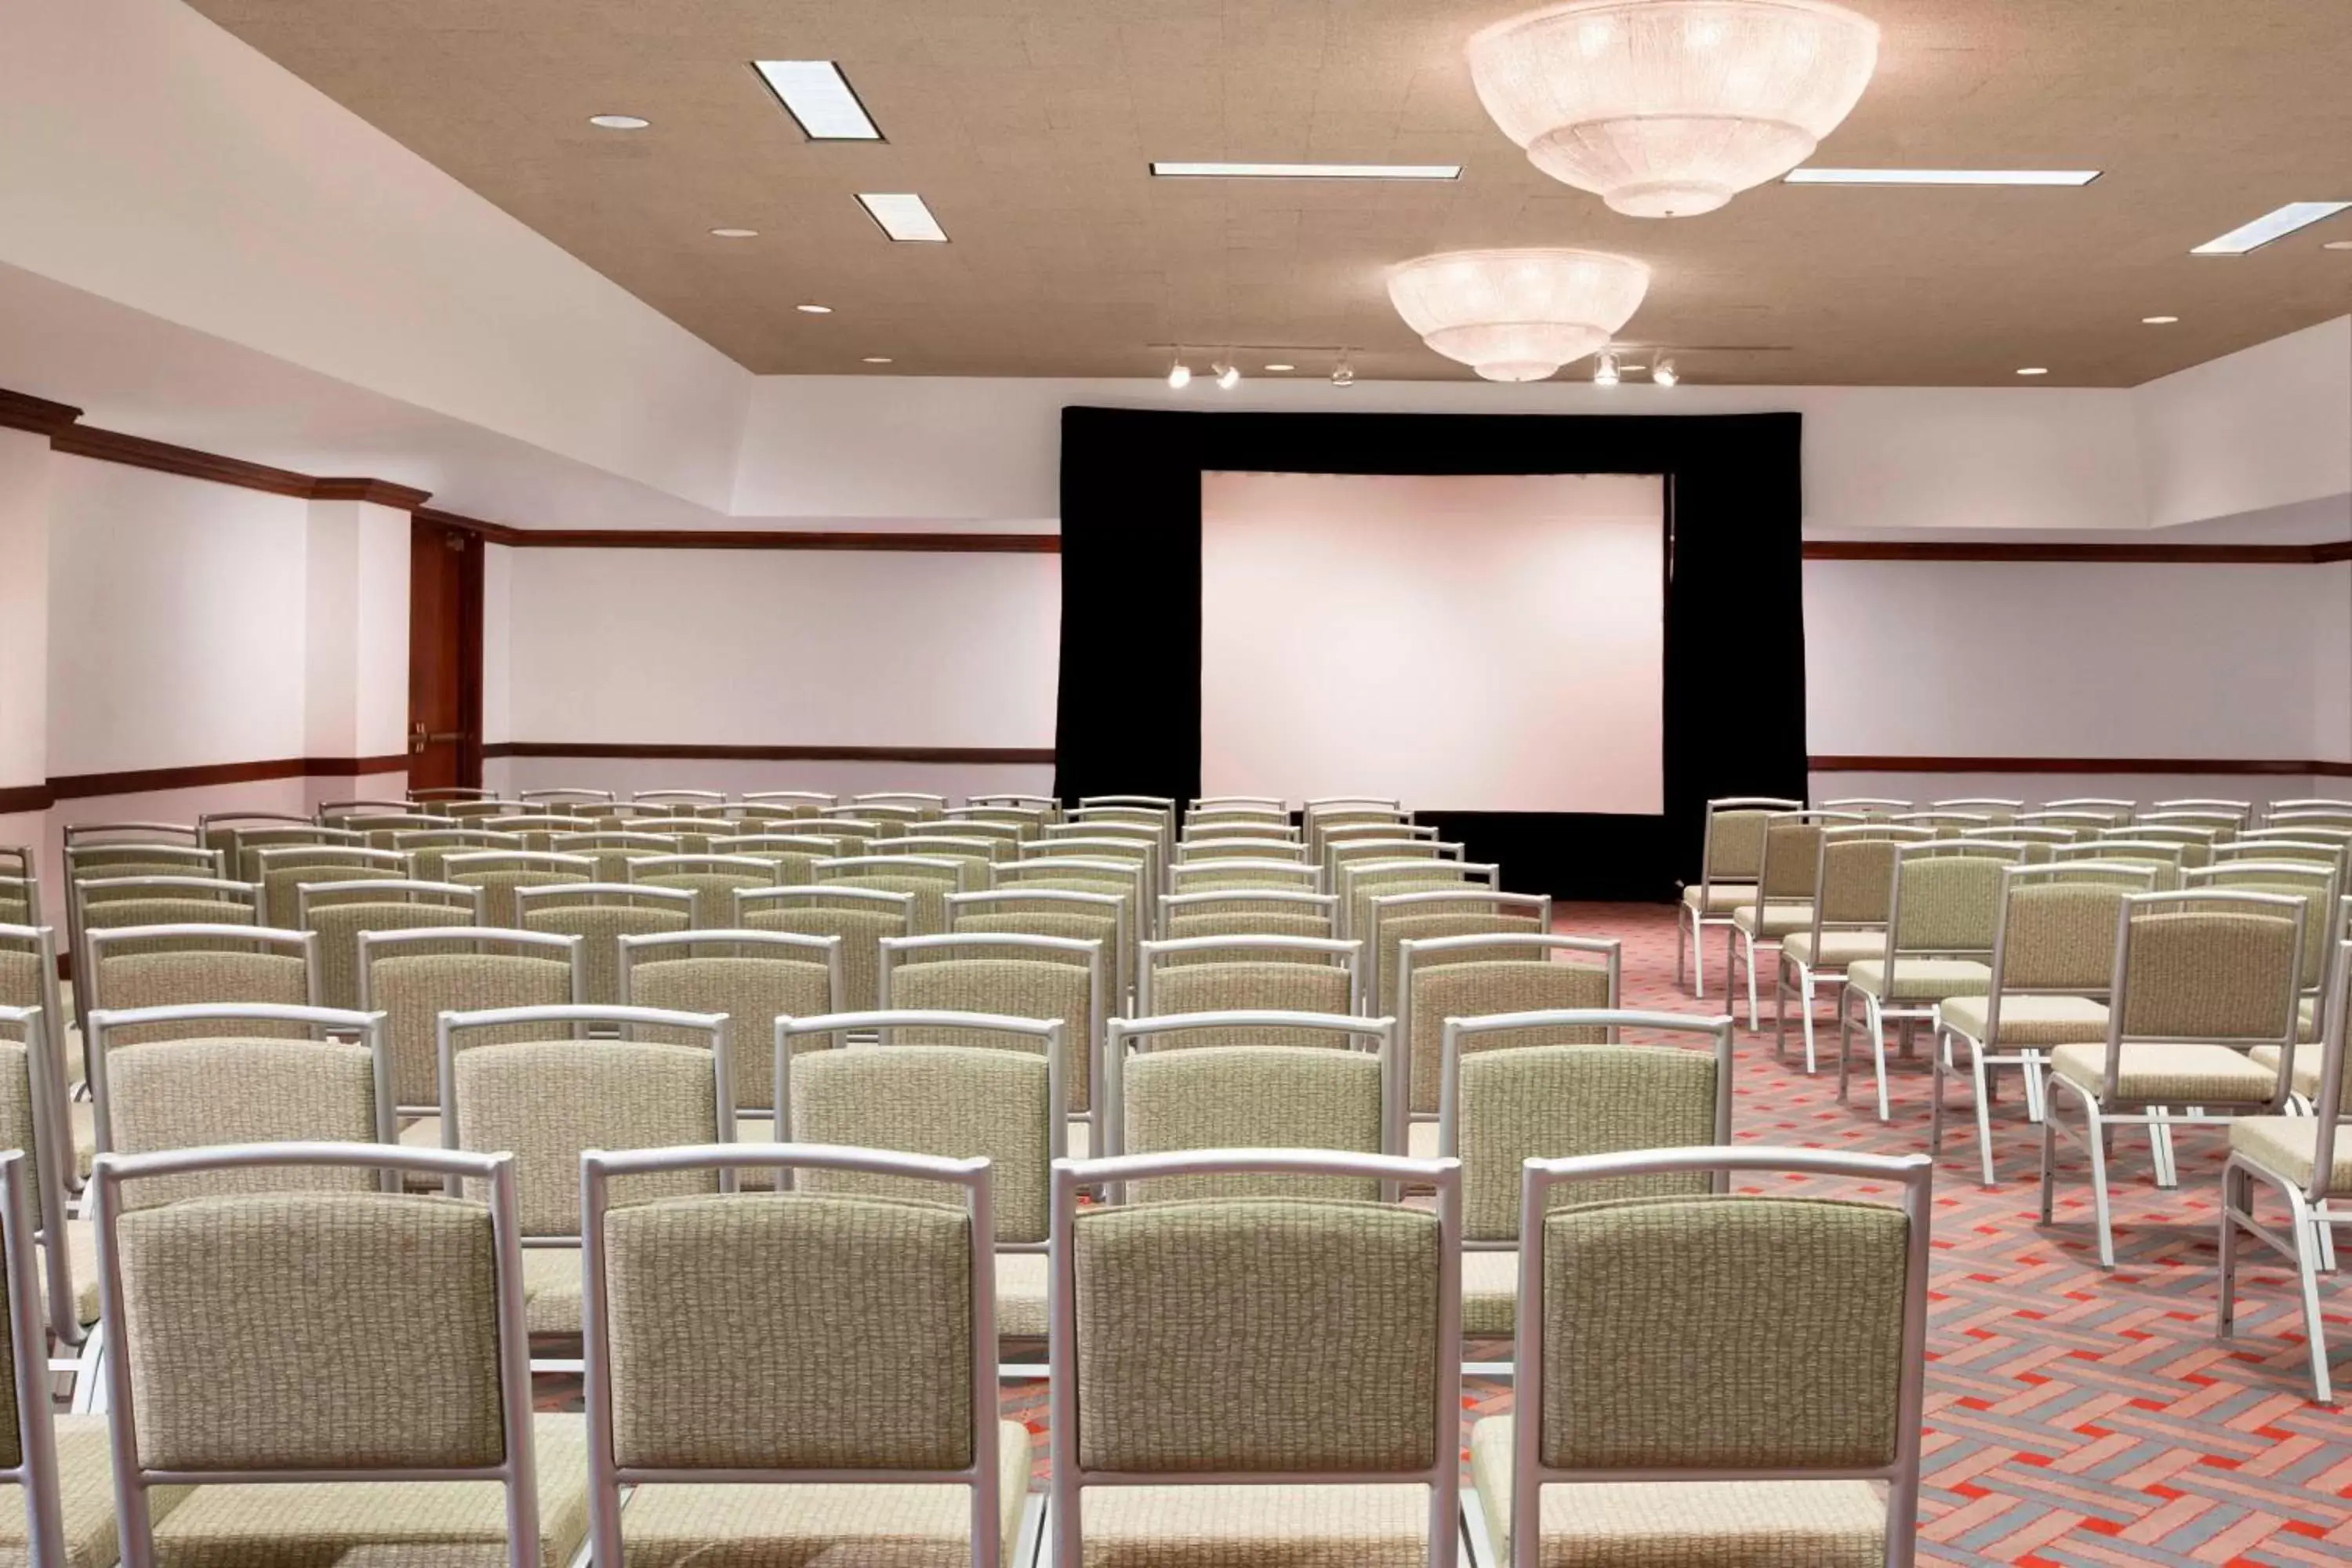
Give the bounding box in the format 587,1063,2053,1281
0,427,49,793
2136,317,2352,532
301,499,411,760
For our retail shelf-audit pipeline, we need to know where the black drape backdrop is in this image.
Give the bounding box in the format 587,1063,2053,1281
1054,407,1807,899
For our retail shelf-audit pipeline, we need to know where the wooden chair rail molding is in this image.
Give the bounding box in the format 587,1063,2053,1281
1809,756,2352,776
5,383,2348,561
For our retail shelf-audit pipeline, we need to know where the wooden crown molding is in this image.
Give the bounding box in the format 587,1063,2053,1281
310,477,435,509
0,389,83,437
1810,754,2352,776
484,742,1055,764
1804,539,2352,564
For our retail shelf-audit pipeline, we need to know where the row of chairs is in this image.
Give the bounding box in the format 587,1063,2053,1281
0,1133,1935,1567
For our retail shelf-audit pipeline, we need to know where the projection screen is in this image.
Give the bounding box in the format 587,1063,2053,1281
1199,470,1666,815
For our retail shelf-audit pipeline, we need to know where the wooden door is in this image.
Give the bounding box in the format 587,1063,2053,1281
407,516,484,792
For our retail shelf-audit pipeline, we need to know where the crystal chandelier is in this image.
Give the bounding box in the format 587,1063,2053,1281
1468,0,1880,217
1386,249,1650,382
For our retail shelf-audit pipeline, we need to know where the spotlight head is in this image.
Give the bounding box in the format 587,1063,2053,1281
1167,359,1192,389
1651,357,1678,387
1331,353,1356,387
1216,360,1242,390
1593,350,1621,386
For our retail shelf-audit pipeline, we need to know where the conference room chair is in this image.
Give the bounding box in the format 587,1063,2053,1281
357,926,583,1118
778,1009,1065,1345
2053,837,2189,889
852,791,949,819
1305,807,1417,862
1317,821,1443,859
1931,862,2158,1186
622,851,785,927
514,883,695,1006
612,815,724,853
441,849,597,927
1184,806,1293,838
815,852,976,935
1141,926,1358,990
959,795,1058,825
249,842,413,925
0,924,66,1058
82,924,317,1037
2014,809,2111,837
1177,834,1312,864
872,835,1004,886
1191,793,1287,812
1167,856,1323,900
1158,887,1338,942
2219,936,2352,1402
948,805,1051,841
1726,811,1857,1031
1342,857,1503,943
830,804,925,832
619,928,843,1148
318,797,434,820
406,783,498,804
1963,823,2075,862
713,832,839,887
1037,826,1164,891
1100,1012,1397,1203
1891,810,1994,839
90,1141,588,1566
947,887,1131,1008
60,838,225,1022
739,788,837,815
222,822,368,887
2239,824,2352,870
1776,825,1933,1072
2041,891,2306,1268
2136,809,2242,844
1328,839,1467,894
2267,798,2352,819
1838,840,2025,1122
517,786,615,811
999,854,1150,949
298,878,484,1011
2267,806,2352,836
61,820,205,854
440,1002,731,1345
1439,1009,1732,1348
2107,822,2223,866
389,825,528,880
579,1142,1033,1566
2189,859,2341,1045
1465,1146,1930,1568
1819,797,1912,822
632,788,730,818
0,852,31,927
1676,796,1799,997
735,885,916,1012
330,811,459,848
67,876,261,1042
1047,1146,1461,1568
1932,797,2024,824
485,811,617,851
0,1000,78,1365
2153,797,2253,826
184,811,305,858
546,828,684,883
2042,797,2136,825
906,818,1025,858
1399,932,1620,1158
1366,888,1552,1020
881,931,1105,1150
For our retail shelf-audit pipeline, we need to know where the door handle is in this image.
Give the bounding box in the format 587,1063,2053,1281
411,724,464,753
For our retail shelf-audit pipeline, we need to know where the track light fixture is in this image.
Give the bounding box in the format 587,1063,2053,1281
1331,353,1356,387
1593,350,1621,386
1215,356,1242,390
1167,355,1192,389
1651,357,1679,387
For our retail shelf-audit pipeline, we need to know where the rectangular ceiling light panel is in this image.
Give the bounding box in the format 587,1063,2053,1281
1784,168,2101,186
2190,201,2352,254
1149,161,1461,180
858,192,949,242
754,60,881,140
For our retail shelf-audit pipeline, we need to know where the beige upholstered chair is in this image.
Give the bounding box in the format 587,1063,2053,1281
907,819,1024,859
224,824,368,886
1030,833,1162,902
949,804,1052,839
1159,887,1338,942
741,789,837,815
627,853,785,927
579,1142,1032,1564
2220,836,2352,884
2016,811,2115,837
713,833,840,888
2154,797,2252,826
737,886,916,1012
948,887,1131,1009
816,854,975,935
1933,797,2024,825
1397,933,1619,1155
1838,841,2025,1122
357,927,583,1113
0,998,78,1359
63,839,222,886
1442,1010,1732,1346
2192,860,2342,1065
2139,808,2243,843
1183,807,1292,839
70,877,262,1033
1891,810,1994,838
620,929,843,1129
443,849,596,926
516,787,615,811
1818,797,1911,822
778,1011,1065,1342
1676,797,1799,996
2100,822,2221,869
1366,888,1551,1018
543,829,681,883
1775,826,1934,1072
2266,800,2352,826
1178,836,1312,865
469,815,597,851
2053,838,2188,890
997,855,1149,953
91,1142,588,1566
1962,824,2076,862
2043,797,2137,824
388,826,528,881
831,804,926,833
63,821,204,855
328,812,458,849
873,836,1004,884
1930,862,2158,1187
1138,935,1363,1026
2218,937,2352,1401
441,797,529,821
298,879,484,1011
852,792,949,820
0,868,32,932
632,789,730,818
882,932,1105,1144
82,924,317,1041
1726,811,1858,1030
515,883,695,1005
441,1003,731,1343
1100,1014,1398,1203
1049,1148,1461,1568
1468,1147,1930,1568
1344,859,1503,944
1168,858,1322,899
0,925,67,1062
2040,891,2305,1267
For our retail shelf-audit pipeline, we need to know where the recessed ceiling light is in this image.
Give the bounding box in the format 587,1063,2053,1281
2325,239,2352,251
862,356,894,365
1264,363,1295,372
857,193,949,243
1149,161,1461,180
2191,201,2352,255
1784,168,2100,187
709,227,759,238
753,60,881,140
2142,315,2179,325
796,303,833,314
587,114,649,130
2016,367,2049,376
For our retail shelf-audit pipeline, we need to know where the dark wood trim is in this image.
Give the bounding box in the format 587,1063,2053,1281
52,424,321,498
509,529,1061,553
1803,540,2349,564
485,742,1056,765
47,754,410,801
0,783,48,815
310,477,434,509
1810,754,2352,775
414,506,527,547
0,390,82,437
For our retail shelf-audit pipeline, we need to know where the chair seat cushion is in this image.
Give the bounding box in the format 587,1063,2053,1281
1082,1482,1432,1567
147,1412,591,1567
2049,1041,2280,1106
519,1245,583,1335
1681,884,1757,913
1939,994,2109,1047
2230,1116,2352,1192
1845,959,1990,1003
1463,1248,1518,1338
1780,931,1882,970
2249,1043,2322,1101
996,1250,1047,1338
0,1416,160,1568
1469,1417,1886,1567
1731,903,1812,938
615,1422,1032,1564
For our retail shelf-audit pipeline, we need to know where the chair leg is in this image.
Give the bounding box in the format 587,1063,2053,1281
2084,1103,2117,1269
1690,915,1709,999
1969,1040,1998,1188
1772,961,1791,1060
1799,969,1820,1074
2022,1054,2048,1123
2216,1160,2244,1341
1744,937,1763,1033
1675,906,1690,990
1867,996,1892,1123
1724,927,1742,1018
1835,989,1855,1102
2149,1111,2180,1190
2285,1187,2334,1404
2038,1102,2060,1225
2318,1207,2339,1275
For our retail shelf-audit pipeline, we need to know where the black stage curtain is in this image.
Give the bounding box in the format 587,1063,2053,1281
1054,406,1807,899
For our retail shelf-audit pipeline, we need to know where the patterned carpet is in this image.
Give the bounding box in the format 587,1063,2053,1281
550,901,2352,1564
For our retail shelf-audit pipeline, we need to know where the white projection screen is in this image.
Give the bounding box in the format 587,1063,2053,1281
1200,470,1667,815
